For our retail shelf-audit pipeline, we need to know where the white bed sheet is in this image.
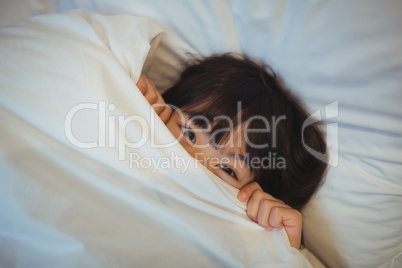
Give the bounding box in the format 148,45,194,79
300,248,326,268
0,10,312,267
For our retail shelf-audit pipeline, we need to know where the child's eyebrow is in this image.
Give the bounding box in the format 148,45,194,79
211,147,246,162
191,118,210,129
226,152,246,162
184,112,210,129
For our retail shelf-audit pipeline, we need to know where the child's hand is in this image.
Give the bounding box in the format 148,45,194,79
136,73,172,123
238,182,302,249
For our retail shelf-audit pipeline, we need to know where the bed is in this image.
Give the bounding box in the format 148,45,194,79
0,0,401,267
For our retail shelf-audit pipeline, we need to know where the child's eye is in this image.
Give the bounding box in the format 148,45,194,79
184,130,196,143
219,164,238,180
180,125,196,143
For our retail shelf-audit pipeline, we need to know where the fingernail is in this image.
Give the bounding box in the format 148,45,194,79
239,192,247,201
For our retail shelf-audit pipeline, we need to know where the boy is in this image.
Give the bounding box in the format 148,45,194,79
136,54,328,249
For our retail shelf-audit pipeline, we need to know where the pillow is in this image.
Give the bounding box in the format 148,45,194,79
19,1,402,267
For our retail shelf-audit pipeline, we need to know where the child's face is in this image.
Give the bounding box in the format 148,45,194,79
166,110,254,189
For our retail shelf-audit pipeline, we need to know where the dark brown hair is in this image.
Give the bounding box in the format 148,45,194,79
163,53,327,211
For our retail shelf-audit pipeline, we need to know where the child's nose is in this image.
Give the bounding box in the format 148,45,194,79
185,146,221,174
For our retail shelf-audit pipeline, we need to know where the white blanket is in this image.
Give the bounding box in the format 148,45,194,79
0,10,312,267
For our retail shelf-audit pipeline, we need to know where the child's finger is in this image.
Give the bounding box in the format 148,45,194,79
152,97,167,114
258,200,288,229
244,189,265,221
269,207,302,249
237,182,262,202
268,207,287,229
136,73,148,94
144,80,158,104
158,105,173,124
247,190,282,222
